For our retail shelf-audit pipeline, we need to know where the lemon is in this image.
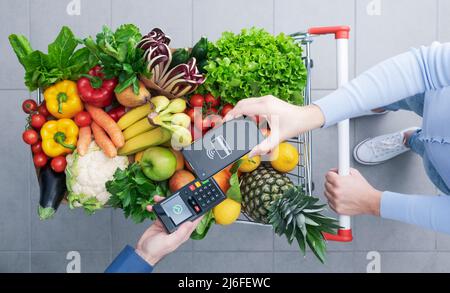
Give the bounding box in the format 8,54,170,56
239,155,261,173
213,198,241,225
270,142,299,173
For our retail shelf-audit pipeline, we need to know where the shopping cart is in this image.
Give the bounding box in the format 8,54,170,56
237,26,353,243
34,26,353,242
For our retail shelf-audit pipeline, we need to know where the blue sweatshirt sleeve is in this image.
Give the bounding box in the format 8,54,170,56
105,245,153,273
314,42,450,127
381,191,450,234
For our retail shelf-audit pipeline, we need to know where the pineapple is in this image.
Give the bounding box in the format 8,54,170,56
240,164,340,263
240,164,293,224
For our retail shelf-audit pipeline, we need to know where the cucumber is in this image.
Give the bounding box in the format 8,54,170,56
190,37,208,61
197,59,208,74
170,48,190,69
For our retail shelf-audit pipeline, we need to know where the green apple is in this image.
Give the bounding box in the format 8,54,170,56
141,147,177,181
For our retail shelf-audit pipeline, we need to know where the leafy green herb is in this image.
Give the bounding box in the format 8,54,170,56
9,26,97,91
83,24,149,95
204,27,307,105
106,163,171,223
226,160,243,203
190,210,215,240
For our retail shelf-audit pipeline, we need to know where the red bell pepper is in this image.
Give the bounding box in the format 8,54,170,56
77,65,117,108
107,106,126,122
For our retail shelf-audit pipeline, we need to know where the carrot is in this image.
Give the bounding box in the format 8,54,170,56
77,126,92,156
85,104,125,148
91,122,117,158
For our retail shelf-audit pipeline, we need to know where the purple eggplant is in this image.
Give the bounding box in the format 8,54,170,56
37,163,66,220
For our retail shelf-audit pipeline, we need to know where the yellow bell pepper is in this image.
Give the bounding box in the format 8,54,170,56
44,80,83,119
41,119,79,158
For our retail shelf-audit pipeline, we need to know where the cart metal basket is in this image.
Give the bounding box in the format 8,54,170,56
237,26,354,243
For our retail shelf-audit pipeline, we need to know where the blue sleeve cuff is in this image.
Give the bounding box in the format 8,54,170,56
380,191,409,221
105,245,153,273
380,191,450,235
313,89,353,128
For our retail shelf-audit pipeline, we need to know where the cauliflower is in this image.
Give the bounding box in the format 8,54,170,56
66,142,129,214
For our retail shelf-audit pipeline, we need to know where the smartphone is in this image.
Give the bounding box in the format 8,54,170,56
182,117,264,180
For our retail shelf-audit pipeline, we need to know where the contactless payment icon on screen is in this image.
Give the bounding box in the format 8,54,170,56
207,135,232,160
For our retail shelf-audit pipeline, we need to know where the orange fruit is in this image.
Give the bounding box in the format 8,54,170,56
213,169,231,193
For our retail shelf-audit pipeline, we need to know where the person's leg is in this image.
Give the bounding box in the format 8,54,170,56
353,93,425,165
353,127,420,165
378,93,425,116
408,133,450,194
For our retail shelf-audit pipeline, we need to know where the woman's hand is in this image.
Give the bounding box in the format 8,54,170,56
134,196,203,266
324,168,382,216
224,95,325,157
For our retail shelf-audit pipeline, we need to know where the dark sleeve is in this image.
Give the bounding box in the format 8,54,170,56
105,245,153,273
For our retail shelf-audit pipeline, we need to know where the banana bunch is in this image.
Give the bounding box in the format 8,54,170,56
116,96,191,155
148,97,192,150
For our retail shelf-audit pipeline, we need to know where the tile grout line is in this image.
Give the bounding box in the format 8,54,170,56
272,0,275,34
3,249,450,253
191,0,194,46
436,0,440,41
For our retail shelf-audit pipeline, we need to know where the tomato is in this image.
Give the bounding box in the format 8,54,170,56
189,94,204,108
208,114,223,129
51,156,67,173
33,152,48,168
194,115,210,132
38,101,50,117
191,108,204,131
74,111,92,127
22,99,37,114
190,124,203,141
185,108,195,122
31,141,43,154
207,107,218,115
23,129,39,145
205,93,220,107
30,113,46,130
220,103,234,117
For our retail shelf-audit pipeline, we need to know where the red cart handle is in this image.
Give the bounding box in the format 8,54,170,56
323,229,353,242
309,25,353,243
308,26,350,39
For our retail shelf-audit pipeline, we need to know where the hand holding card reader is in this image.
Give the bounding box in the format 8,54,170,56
153,178,225,233
154,117,263,233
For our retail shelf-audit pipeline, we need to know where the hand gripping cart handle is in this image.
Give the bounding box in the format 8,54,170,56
309,26,353,242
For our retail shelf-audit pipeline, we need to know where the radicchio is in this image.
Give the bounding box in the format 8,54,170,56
137,28,205,98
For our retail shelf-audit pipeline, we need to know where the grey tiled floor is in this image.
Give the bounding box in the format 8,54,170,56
0,0,449,273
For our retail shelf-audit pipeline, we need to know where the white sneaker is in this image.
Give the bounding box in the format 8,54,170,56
353,127,420,165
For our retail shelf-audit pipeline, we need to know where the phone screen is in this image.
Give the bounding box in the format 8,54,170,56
182,117,263,180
